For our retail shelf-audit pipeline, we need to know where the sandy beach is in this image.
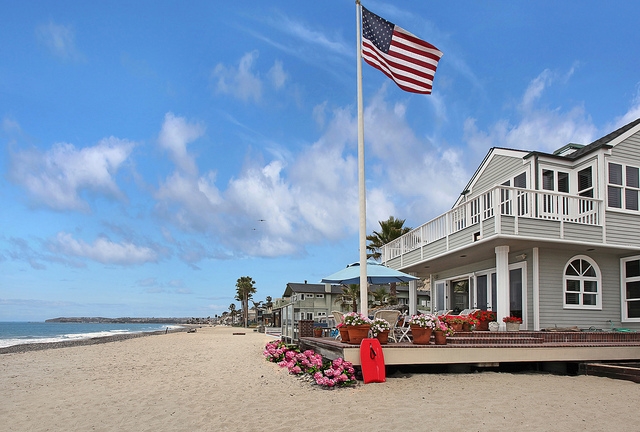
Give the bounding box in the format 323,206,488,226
1,326,638,431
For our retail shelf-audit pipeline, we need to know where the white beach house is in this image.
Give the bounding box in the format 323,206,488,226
381,118,640,331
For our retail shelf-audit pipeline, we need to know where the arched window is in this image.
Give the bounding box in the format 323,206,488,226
563,256,601,309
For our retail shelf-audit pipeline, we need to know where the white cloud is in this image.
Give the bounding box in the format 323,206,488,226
212,51,263,102
50,232,158,265
35,21,83,61
9,137,135,211
158,112,205,176
464,68,599,158
268,60,287,89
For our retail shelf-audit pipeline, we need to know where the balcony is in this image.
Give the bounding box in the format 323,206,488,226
381,185,604,267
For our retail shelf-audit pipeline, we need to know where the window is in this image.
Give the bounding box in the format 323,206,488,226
621,256,640,321
542,169,569,192
563,256,601,309
608,162,640,211
578,167,593,197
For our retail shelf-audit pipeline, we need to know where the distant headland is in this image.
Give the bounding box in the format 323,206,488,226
46,317,191,324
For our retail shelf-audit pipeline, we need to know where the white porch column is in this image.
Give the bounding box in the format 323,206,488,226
408,273,417,316
532,247,540,331
495,245,510,331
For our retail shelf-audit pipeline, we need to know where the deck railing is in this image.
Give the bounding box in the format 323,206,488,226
381,185,603,262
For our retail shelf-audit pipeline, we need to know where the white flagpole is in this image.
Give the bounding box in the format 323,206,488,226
356,0,368,317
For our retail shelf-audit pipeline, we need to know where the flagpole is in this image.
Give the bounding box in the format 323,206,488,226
356,0,368,317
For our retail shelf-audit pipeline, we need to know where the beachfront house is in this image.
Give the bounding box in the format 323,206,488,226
276,282,344,341
381,118,640,331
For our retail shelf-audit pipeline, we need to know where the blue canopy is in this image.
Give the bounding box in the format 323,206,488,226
321,259,419,285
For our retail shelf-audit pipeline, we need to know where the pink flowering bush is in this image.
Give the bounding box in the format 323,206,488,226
264,340,357,388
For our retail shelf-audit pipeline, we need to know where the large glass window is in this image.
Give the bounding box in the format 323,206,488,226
608,162,640,211
563,256,601,309
621,256,640,321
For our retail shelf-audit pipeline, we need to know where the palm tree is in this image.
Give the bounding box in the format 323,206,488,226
334,284,360,312
367,216,412,299
370,286,389,307
235,276,257,328
228,303,237,325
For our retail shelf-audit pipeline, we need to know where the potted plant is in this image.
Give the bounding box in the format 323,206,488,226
441,315,465,332
462,314,478,331
370,318,391,344
313,325,324,337
434,320,454,345
503,316,522,331
342,312,372,344
408,313,437,344
337,322,350,342
472,310,497,331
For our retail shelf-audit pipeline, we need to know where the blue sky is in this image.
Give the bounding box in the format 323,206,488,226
2,1,639,321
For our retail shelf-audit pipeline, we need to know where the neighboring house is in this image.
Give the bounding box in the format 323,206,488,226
396,283,431,311
381,118,640,331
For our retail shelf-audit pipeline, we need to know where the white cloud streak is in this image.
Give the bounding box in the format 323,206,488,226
50,232,158,265
9,136,135,212
35,21,83,61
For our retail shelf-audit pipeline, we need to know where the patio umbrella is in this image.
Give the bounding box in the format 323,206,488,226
321,259,419,285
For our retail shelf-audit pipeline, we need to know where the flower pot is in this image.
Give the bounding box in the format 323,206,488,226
346,324,371,344
475,320,489,331
488,321,500,332
462,322,472,332
338,327,350,342
410,325,432,344
451,322,463,332
434,330,447,345
505,322,520,332
313,327,323,337
376,330,390,345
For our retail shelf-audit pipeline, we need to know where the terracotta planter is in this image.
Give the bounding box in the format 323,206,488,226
475,320,489,331
376,330,390,345
346,324,371,344
410,325,433,344
338,327,350,342
313,327,323,337
505,322,521,332
451,322,463,332
434,330,447,345
462,322,472,332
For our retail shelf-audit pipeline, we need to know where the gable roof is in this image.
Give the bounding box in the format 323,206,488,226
525,117,640,161
456,118,640,207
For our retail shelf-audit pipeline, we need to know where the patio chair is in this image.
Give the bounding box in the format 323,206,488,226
332,310,345,340
394,314,412,343
373,309,401,343
436,309,453,316
458,308,479,316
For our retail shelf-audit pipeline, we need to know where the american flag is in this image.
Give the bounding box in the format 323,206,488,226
361,7,442,94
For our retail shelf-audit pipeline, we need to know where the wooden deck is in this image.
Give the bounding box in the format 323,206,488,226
299,331,640,367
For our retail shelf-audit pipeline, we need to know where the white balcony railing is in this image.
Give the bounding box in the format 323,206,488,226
381,185,603,263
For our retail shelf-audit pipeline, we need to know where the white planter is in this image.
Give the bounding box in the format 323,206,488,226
505,322,520,332
488,321,500,332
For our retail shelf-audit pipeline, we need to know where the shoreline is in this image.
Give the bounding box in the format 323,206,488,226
0,325,190,355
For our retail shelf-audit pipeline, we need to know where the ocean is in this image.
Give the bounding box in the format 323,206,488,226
0,322,177,348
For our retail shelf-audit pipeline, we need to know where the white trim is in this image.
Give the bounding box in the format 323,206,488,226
621,255,640,322
606,121,640,148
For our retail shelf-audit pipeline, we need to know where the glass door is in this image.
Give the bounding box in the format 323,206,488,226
450,279,469,314
476,272,497,311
